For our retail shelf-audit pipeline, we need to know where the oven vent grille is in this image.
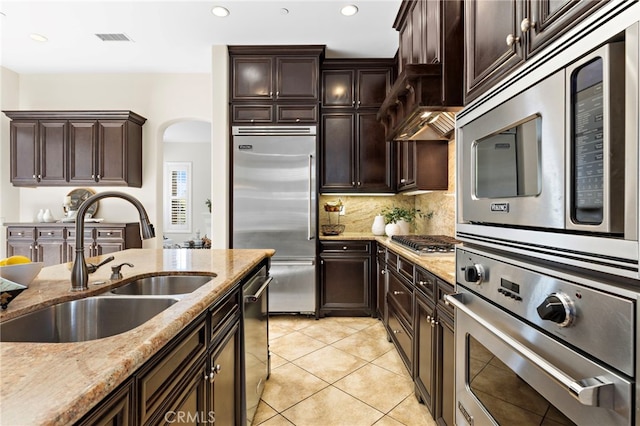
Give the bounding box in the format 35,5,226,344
95,33,133,42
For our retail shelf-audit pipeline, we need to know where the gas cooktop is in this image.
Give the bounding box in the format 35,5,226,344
390,235,460,255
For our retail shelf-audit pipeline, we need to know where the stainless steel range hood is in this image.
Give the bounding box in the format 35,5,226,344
377,63,462,141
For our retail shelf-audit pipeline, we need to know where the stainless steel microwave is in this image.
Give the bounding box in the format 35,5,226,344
459,42,632,235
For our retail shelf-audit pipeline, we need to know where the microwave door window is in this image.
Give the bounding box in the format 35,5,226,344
474,117,541,199
571,57,604,225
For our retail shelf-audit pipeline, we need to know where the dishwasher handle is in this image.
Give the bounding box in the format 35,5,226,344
244,276,273,303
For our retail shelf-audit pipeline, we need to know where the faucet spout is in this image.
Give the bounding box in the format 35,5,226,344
70,191,155,291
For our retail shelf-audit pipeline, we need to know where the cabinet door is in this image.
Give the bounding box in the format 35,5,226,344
527,0,606,55
276,56,319,100
376,249,387,320
320,254,371,315
210,325,238,426
66,229,96,262
356,69,392,109
414,293,435,412
322,70,354,107
231,56,274,101
35,227,66,266
397,141,416,190
69,121,98,184
38,121,68,184
356,112,392,192
435,309,455,426
6,240,35,261
97,120,128,185
464,0,524,102
9,121,38,185
320,113,355,191
75,379,134,426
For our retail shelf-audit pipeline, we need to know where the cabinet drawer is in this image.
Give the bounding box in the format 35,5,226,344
209,293,240,345
320,241,371,254
138,319,207,423
96,228,125,240
387,269,413,327
67,229,94,240
276,104,318,123
231,105,274,123
415,267,437,300
388,302,413,373
37,228,65,239
387,250,398,269
437,279,455,319
7,227,35,239
397,256,414,282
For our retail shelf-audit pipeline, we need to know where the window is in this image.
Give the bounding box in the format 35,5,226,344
164,162,192,233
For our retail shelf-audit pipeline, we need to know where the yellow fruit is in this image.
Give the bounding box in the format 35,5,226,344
0,259,7,266
5,255,31,265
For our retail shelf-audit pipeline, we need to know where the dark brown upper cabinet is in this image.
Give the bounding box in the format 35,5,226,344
9,120,68,186
320,59,395,194
229,45,325,102
322,63,393,109
3,111,146,187
396,141,448,192
465,0,608,103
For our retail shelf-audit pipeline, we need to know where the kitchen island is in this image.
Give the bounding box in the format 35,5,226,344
0,248,274,425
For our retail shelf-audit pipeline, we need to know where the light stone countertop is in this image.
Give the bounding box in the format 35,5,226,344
320,232,456,285
0,248,274,426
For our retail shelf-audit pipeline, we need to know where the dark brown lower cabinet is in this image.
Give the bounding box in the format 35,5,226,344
76,379,134,426
414,290,435,413
376,246,387,320
319,241,373,316
75,282,244,426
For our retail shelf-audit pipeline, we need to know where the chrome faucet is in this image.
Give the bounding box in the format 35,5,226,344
71,191,155,291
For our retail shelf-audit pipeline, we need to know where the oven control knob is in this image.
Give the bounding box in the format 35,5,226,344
536,293,574,327
462,264,484,284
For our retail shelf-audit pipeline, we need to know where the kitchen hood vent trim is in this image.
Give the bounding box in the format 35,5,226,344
95,33,133,42
378,64,461,141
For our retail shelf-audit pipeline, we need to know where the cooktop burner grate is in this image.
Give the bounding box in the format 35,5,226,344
390,235,460,254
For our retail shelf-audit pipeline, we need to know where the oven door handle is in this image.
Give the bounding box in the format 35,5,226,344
444,293,614,409
244,277,273,303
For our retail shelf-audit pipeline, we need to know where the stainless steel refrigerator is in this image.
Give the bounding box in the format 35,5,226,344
232,125,316,314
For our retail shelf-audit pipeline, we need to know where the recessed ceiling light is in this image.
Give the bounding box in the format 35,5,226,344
211,6,229,17
341,5,358,16
30,33,48,42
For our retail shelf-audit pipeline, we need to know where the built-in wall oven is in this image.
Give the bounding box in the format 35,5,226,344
445,247,636,426
457,21,639,279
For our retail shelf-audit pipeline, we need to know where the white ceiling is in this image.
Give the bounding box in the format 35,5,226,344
0,0,402,74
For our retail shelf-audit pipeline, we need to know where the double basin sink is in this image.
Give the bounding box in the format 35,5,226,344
0,274,215,343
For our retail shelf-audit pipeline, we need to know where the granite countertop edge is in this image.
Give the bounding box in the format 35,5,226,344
0,248,274,426
320,232,456,285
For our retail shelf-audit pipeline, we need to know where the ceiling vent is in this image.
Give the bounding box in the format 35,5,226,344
95,33,133,42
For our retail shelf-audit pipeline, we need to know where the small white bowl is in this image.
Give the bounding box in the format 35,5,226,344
0,262,44,286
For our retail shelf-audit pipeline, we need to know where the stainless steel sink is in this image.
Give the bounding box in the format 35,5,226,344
110,274,215,296
0,296,179,343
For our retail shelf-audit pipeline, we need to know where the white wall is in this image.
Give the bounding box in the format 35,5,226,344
1,72,212,248
0,67,22,258
163,141,212,244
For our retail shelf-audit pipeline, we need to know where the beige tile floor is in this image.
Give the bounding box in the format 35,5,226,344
252,315,437,426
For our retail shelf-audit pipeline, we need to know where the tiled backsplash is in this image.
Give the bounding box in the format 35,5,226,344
319,140,456,237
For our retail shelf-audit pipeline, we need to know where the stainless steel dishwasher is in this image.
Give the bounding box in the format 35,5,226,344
243,265,272,425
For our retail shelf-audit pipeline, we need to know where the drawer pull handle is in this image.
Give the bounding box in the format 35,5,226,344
47,232,54,236
343,246,348,250
392,329,402,335
381,270,386,275
393,290,403,295
17,232,23,236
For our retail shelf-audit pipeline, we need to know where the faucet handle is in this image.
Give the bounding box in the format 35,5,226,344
86,255,115,274
110,263,134,280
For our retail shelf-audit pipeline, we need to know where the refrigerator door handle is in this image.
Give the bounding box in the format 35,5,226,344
308,154,315,241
